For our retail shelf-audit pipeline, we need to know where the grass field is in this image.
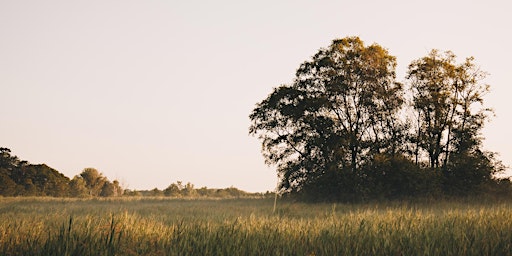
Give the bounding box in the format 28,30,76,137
1,197,512,255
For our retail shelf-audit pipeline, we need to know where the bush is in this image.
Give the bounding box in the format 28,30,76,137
360,154,441,200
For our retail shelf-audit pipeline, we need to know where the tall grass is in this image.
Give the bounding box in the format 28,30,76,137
1,197,512,255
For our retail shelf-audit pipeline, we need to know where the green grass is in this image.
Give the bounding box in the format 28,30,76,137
1,197,512,255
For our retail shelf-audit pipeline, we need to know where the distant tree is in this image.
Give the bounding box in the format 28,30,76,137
4,163,71,196
0,148,18,170
112,180,123,196
70,175,89,197
182,182,196,197
97,179,123,197
0,147,130,198
149,188,163,196
30,164,70,196
100,181,115,197
80,168,107,197
164,182,182,197
196,186,209,197
0,168,17,196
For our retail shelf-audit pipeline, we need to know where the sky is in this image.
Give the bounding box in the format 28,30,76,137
0,0,511,192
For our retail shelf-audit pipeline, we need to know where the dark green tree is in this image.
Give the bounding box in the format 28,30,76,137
0,148,18,170
0,148,71,196
0,147,130,197
250,37,405,200
25,164,70,196
407,50,499,194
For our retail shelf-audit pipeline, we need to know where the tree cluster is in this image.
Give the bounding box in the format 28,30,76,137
124,181,260,198
0,147,259,198
0,148,122,197
69,168,123,197
250,37,509,201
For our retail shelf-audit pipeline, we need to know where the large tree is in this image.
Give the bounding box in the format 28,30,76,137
407,50,498,194
250,37,404,199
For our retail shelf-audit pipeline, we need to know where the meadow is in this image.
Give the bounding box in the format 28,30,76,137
1,197,512,255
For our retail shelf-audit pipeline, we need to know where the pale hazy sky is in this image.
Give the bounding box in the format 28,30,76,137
1,0,510,192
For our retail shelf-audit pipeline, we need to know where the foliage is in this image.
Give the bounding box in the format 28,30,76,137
0,148,71,197
250,37,406,201
250,37,508,201
407,50,501,196
407,50,491,169
134,181,259,198
69,175,89,197
79,168,107,197
77,168,123,197
0,148,124,198
360,153,442,199
0,148,258,199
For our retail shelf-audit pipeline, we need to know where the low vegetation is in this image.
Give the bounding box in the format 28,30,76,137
1,197,512,255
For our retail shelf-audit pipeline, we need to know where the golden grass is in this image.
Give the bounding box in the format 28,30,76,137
1,197,511,255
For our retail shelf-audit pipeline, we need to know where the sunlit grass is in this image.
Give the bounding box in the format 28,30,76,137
1,197,512,255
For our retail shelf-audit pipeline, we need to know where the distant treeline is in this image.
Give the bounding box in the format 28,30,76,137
125,182,269,198
0,147,262,198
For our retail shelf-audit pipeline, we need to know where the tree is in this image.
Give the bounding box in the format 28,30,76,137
0,168,17,196
112,180,123,196
79,168,107,197
70,175,88,197
182,182,196,197
0,148,18,170
250,37,404,200
164,182,182,197
100,181,115,197
22,178,37,196
26,164,70,197
407,50,497,194
0,147,128,198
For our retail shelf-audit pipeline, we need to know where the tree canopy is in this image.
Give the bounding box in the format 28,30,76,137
0,148,70,196
0,147,258,198
0,148,123,197
250,36,507,201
